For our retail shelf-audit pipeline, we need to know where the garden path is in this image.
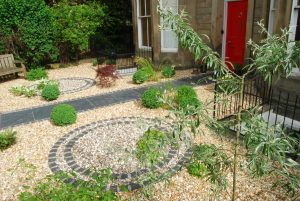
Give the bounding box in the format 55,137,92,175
0,74,211,129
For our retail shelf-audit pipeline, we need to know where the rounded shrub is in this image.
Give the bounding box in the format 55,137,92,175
132,70,149,84
41,84,60,101
162,65,176,78
50,104,77,126
176,85,201,109
26,68,48,81
141,87,162,109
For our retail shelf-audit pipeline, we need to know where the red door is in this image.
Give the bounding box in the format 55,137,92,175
225,0,248,70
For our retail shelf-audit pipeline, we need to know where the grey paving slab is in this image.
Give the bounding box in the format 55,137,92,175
64,99,95,112
1,110,35,128
32,105,56,120
86,93,117,107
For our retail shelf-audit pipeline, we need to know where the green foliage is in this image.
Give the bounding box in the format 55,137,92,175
187,144,231,191
51,104,77,126
41,84,60,101
141,87,162,109
19,169,118,201
248,21,300,84
52,1,106,63
0,129,16,151
187,161,207,179
132,70,149,84
9,86,37,98
132,57,156,84
243,116,300,196
26,68,48,81
0,0,58,66
37,79,59,90
176,85,201,109
162,65,176,78
136,129,169,166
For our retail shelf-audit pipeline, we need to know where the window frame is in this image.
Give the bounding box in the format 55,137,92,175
137,0,152,49
289,0,300,42
160,0,179,53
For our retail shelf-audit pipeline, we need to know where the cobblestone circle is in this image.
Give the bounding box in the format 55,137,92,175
48,117,192,192
31,77,96,95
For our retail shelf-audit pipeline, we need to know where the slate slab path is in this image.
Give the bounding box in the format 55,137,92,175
0,73,212,129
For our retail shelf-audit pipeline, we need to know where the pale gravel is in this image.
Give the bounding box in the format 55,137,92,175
0,85,294,201
0,62,195,113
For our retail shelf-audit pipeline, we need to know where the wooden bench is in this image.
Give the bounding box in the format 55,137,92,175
0,54,26,78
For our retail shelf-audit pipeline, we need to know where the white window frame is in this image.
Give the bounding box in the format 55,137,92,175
289,0,300,41
268,0,276,34
289,0,300,72
137,0,152,49
160,0,179,53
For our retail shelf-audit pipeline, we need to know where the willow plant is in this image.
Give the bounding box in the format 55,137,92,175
158,6,300,201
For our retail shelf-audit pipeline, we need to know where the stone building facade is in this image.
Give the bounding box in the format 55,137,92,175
131,0,299,68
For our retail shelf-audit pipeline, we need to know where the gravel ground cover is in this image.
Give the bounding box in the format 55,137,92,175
0,62,194,113
0,85,294,200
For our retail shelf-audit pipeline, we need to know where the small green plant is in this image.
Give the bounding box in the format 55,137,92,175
162,65,176,78
141,87,162,109
187,161,207,179
41,84,60,101
176,85,201,109
0,129,16,151
50,104,77,126
187,144,231,191
19,169,117,200
9,86,37,97
132,57,156,84
136,129,169,166
132,70,149,84
26,68,48,81
37,79,59,90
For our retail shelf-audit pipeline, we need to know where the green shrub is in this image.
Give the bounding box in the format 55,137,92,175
132,57,155,84
0,0,59,66
176,85,200,109
136,129,168,166
187,161,207,179
0,129,16,151
132,69,149,84
37,79,59,90
26,68,48,81
141,87,162,109
19,169,117,200
51,104,77,126
162,65,176,78
42,84,60,101
9,86,37,98
187,144,231,190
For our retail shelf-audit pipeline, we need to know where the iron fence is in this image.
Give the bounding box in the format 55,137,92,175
214,76,300,132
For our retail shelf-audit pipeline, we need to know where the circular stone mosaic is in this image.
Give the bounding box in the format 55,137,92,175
48,117,192,192
31,77,96,95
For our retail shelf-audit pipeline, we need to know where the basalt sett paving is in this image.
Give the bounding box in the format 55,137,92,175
48,116,192,192
0,73,212,129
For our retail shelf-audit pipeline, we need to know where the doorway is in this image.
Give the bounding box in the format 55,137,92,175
222,0,248,70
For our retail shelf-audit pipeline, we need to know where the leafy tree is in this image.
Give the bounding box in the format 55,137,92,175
159,7,300,201
0,0,59,67
51,1,106,63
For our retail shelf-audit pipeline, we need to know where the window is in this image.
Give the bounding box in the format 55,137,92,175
160,0,178,52
137,0,152,48
268,0,276,34
289,0,300,41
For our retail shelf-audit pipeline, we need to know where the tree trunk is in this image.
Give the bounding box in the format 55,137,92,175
232,76,245,201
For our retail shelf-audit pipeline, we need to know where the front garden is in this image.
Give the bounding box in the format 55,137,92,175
0,1,300,201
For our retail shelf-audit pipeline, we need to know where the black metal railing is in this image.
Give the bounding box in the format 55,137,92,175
97,48,153,68
214,76,300,132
